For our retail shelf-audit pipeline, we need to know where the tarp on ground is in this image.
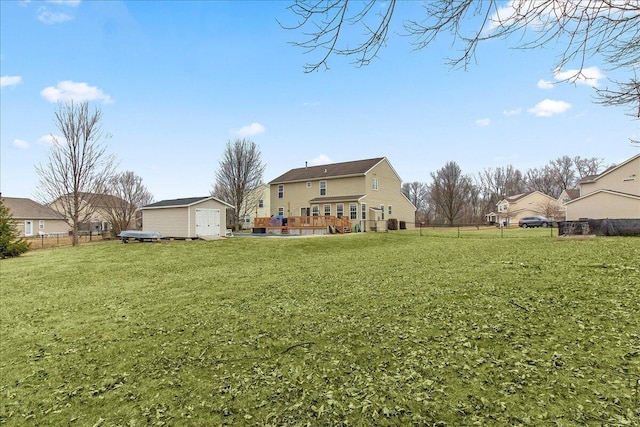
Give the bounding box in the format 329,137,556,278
558,219,640,237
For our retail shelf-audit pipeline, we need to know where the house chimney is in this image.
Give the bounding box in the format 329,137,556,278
305,161,308,169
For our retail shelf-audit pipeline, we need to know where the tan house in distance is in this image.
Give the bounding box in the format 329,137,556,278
268,157,416,232
565,152,640,220
2,197,70,237
493,191,562,226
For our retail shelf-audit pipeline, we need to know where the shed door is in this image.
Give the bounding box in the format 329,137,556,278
195,209,220,237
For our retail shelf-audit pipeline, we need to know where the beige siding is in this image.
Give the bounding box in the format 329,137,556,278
581,156,639,196
498,191,561,225
14,219,70,237
269,158,416,231
566,192,640,220
142,199,229,238
143,207,188,237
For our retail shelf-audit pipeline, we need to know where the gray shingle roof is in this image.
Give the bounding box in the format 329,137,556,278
143,197,211,208
269,158,385,184
2,197,65,220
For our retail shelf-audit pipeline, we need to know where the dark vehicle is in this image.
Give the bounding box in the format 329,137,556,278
518,216,553,228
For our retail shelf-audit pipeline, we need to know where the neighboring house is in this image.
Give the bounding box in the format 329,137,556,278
565,153,640,220
239,184,270,230
268,157,416,232
2,197,70,237
495,191,561,226
141,196,234,239
557,188,580,218
49,192,134,233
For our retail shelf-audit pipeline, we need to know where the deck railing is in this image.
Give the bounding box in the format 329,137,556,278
254,216,352,232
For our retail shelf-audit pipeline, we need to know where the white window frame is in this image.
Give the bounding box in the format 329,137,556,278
361,203,366,220
320,180,327,196
324,204,331,216
39,220,45,230
350,203,357,220
388,205,392,216
372,178,378,191
336,203,344,218
24,220,33,236
278,184,284,199
278,207,284,216
312,205,320,216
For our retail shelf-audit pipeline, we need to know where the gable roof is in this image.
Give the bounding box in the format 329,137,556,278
563,189,581,200
142,196,233,209
269,157,386,184
2,197,65,220
498,190,556,205
579,153,640,184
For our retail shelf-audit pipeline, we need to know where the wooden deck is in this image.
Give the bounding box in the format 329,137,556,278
254,216,352,235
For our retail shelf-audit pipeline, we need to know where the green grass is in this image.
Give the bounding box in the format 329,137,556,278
1,230,639,426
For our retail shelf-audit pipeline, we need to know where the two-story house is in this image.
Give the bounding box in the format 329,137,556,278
565,152,640,220
495,191,562,226
268,157,416,232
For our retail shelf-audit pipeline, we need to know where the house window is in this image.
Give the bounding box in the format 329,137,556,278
320,181,327,196
278,207,284,216
350,203,357,220
380,205,385,220
372,178,378,190
244,215,251,223
337,204,344,218
39,220,45,230
301,207,310,216
324,204,331,216
312,205,320,216
388,205,392,216
258,199,264,208
25,220,33,236
306,182,312,188
278,184,284,199
361,203,366,220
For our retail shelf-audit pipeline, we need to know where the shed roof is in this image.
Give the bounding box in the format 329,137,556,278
2,197,65,220
142,196,233,209
269,157,385,184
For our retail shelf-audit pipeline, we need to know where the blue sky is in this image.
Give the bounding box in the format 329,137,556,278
2,1,638,202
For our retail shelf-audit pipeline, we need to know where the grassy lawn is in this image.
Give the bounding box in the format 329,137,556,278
1,230,639,426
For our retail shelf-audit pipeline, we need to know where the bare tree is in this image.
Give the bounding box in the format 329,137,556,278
477,165,525,212
524,166,560,198
402,181,430,224
573,156,604,180
549,156,576,191
285,0,640,118
211,139,266,231
35,101,117,246
102,171,154,236
429,161,472,226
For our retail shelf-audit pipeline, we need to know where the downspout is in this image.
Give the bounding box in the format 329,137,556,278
188,206,191,238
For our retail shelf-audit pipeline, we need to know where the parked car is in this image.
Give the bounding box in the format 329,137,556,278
519,216,553,228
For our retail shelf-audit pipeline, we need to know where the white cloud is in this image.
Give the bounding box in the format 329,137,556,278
309,154,332,166
40,80,113,103
12,139,30,149
1,75,23,88
528,99,572,117
503,108,522,116
537,79,554,89
475,118,491,127
38,134,62,145
554,66,604,87
46,0,82,6
37,8,73,24
236,122,265,138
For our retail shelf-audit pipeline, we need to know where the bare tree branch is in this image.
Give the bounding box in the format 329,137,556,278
285,0,640,116
35,101,118,246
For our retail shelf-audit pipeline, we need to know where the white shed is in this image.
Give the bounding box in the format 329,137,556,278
141,196,233,239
